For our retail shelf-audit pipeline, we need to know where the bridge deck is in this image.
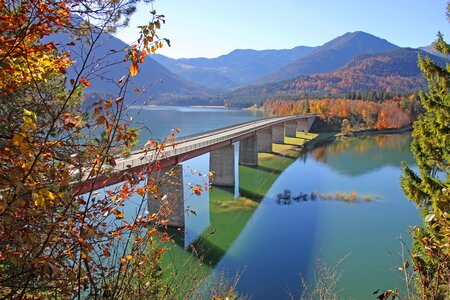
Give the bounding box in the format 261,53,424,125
75,114,317,194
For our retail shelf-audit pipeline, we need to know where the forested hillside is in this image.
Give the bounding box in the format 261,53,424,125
216,48,447,107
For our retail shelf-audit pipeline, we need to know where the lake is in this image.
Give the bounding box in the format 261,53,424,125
130,106,421,299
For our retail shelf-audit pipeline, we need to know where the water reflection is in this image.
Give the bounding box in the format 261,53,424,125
309,133,415,176
274,189,377,205
161,132,419,299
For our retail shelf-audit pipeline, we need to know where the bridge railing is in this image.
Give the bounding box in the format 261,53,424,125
114,114,318,171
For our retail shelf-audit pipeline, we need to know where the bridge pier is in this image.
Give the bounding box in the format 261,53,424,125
210,144,235,186
148,165,185,228
285,123,297,138
257,129,272,153
297,117,315,133
272,125,284,144
239,135,258,166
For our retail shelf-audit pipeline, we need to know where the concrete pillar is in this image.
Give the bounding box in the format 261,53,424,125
257,128,272,153
148,165,185,227
297,119,308,133
239,135,258,166
210,144,235,186
307,117,316,131
272,125,284,144
285,123,297,138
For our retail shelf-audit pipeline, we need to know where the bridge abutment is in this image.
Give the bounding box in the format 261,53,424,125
147,165,185,228
210,144,235,186
239,135,258,166
257,129,272,153
285,123,297,138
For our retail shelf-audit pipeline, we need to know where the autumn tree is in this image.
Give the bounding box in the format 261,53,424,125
400,8,450,299
0,1,180,298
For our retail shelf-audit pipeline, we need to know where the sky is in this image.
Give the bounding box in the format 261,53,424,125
115,0,450,59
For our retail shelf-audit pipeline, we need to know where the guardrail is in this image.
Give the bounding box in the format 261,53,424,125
112,114,317,172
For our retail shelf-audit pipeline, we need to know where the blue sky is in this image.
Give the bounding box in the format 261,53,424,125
115,0,450,58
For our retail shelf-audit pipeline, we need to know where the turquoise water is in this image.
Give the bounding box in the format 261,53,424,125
128,107,420,299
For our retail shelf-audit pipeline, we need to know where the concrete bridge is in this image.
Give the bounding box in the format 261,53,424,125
75,114,317,226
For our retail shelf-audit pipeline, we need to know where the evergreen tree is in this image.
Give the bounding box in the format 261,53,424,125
400,7,450,299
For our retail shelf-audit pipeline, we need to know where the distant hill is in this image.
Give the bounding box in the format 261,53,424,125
215,48,447,107
258,31,399,84
419,43,450,58
277,48,439,96
52,26,209,105
152,46,315,90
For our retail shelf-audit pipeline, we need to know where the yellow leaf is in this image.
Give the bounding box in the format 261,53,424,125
130,63,138,76
23,108,36,120
43,189,56,201
23,109,37,130
32,192,45,207
126,255,133,260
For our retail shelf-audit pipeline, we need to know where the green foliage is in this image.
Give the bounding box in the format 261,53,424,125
400,25,450,299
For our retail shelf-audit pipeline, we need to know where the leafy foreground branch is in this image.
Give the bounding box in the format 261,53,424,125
0,0,202,298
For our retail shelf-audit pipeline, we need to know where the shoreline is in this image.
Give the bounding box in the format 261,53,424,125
338,124,413,138
272,125,413,157
190,105,226,109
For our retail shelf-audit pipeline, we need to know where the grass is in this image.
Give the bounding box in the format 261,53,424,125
212,197,259,211
260,131,335,160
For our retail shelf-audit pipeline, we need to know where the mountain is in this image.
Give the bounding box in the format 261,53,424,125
51,26,209,105
419,43,449,58
215,48,448,107
152,46,315,90
259,31,399,84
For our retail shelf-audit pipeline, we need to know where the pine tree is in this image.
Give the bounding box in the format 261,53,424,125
400,7,450,299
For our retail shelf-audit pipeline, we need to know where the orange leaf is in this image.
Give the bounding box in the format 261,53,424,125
96,116,106,125
80,77,91,87
130,63,138,76
147,228,157,236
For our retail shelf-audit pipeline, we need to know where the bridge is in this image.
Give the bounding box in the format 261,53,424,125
75,114,317,226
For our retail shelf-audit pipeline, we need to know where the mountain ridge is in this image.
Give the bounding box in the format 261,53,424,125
257,31,399,84
152,46,315,90
192,47,448,107
51,26,210,105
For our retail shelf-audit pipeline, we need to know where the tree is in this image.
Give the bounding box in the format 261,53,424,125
0,1,178,298
400,7,450,299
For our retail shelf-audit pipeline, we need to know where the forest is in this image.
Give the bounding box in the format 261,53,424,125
263,95,422,132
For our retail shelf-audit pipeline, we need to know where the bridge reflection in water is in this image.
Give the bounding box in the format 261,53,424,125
159,140,312,292
147,115,317,228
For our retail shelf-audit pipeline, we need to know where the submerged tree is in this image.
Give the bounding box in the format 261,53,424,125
401,6,450,299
